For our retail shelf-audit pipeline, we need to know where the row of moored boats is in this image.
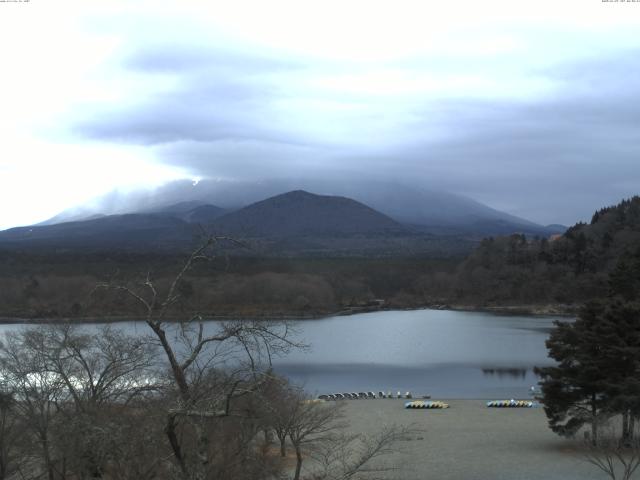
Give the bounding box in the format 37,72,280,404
318,391,428,400
486,399,536,408
405,399,538,409
318,393,537,409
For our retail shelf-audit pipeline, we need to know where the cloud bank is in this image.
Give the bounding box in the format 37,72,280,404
2,1,640,228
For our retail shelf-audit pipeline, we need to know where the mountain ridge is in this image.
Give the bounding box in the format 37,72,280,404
210,190,407,237
34,179,564,237
0,190,417,255
0,188,565,256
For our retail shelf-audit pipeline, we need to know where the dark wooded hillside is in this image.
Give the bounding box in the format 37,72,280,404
421,196,640,308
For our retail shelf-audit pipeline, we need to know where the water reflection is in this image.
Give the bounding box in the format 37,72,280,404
275,363,544,399
275,309,558,398
482,368,529,379
0,309,560,398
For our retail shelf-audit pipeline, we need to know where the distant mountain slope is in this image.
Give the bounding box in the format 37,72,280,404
146,200,208,215
1,187,564,256
333,183,543,232
38,209,106,226
0,191,427,255
189,178,559,236
0,214,195,251
211,190,406,237
35,178,562,237
186,204,227,224
144,201,227,223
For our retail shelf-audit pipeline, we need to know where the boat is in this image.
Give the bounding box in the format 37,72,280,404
486,399,535,408
404,400,449,409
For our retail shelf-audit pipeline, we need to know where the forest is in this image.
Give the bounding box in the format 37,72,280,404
1,196,639,320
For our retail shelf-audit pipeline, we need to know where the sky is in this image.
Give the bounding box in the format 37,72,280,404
1,0,640,230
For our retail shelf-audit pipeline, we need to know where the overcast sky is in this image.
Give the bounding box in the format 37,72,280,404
1,0,640,230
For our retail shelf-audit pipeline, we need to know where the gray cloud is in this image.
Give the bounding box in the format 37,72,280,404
76,44,303,146
73,44,640,225
347,49,640,224
78,100,285,145
125,44,299,74
156,139,330,180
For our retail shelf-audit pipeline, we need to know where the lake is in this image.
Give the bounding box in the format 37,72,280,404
274,309,559,399
0,309,562,399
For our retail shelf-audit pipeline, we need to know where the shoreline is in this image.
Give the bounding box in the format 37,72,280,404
0,303,576,324
446,303,577,317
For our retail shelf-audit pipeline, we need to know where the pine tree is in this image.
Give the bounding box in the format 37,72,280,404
609,248,640,302
535,301,611,443
595,301,640,444
537,298,640,444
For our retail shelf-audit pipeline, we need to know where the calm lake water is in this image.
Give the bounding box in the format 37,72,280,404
0,309,562,399
274,309,559,399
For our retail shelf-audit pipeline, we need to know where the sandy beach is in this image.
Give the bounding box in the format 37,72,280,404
333,399,607,480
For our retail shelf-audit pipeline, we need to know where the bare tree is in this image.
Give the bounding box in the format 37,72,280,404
287,396,347,480
0,324,162,480
0,330,68,480
280,390,417,480
0,237,423,480
0,387,24,480
257,371,418,480
95,236,304,479
33,324,158,410
310,425,418,480
584,423,640,480
259,373,299,458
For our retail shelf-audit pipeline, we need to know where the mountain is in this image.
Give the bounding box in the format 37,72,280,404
0,186,566,256
211,190,406,237
545,224,569,234
38,209,107,226
144,201,227,223
321,182,550,235
0,191,416,255
0,214,195,251
145,200,208,216
36,178,562,237
186,204,227,224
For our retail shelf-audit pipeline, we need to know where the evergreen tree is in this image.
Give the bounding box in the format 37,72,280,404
595,301,640,444
535,301,611,443
537,298,640,444
609,248,640,302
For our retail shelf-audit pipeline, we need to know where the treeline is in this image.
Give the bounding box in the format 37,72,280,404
0,254,458,319
2,196,640,319
418,196,640,308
